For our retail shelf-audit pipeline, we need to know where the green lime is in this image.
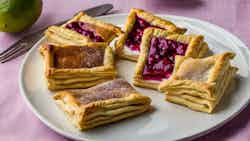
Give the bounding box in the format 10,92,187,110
0,0,42,32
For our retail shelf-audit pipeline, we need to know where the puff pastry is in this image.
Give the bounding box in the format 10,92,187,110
53,79,151,130
159,52,238,113
39,42,116,90
133,28,209,90
115,8,187,61
45,12,122,45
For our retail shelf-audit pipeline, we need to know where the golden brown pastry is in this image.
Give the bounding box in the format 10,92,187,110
159,52,238,113
45,12,123,45
133,28,209,90
53,79,152,130
115,8,187,61
39,42,116,90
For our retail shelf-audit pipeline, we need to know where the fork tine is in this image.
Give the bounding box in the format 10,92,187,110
0,43,27,59
0,31,43,63
0,29,43,60
0,43,20,56
0,41,29,57
0,45,31,63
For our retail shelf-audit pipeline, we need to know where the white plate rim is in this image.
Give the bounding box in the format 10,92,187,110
19,13,250,141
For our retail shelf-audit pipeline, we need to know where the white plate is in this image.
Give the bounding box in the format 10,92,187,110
19,14,250,141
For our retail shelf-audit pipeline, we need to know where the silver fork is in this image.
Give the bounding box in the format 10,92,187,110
0,31,44,63
0,4,113,63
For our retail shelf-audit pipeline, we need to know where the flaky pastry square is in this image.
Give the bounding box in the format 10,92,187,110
53,79,151,130
40,42,116,90
115,8,187,61
45,12,122,45
159,52,238,113
133,28,209,90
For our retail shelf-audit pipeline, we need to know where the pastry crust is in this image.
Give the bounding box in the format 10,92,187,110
133,28,209,90
45,12,122,45
115,8,187,61
40,42,116,90
159,52,238,113
44,26,92,46
53,79,151,130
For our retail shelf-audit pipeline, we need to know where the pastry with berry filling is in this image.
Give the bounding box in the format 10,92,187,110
159,53,238,113
39,42,116,90
115,8,187,61
53,79,151,130
133,28,209,90
45,12,122,46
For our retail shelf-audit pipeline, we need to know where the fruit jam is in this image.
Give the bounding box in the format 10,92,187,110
66,21,104,42
142,37,188,81
125,16,162,51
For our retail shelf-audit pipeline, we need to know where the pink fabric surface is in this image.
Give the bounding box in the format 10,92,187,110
0,0,250,140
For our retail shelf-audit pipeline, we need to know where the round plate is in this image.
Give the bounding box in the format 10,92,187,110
19,14,250,141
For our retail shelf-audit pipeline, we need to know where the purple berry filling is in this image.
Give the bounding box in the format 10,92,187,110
65,21,104,42
125,16,162,51
142,37,188,81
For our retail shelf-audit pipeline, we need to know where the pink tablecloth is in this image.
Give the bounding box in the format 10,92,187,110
0,0,250,140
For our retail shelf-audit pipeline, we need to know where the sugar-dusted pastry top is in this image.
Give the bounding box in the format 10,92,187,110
175,58,214,82
52,45,104,69
126,16,163,51
69,79,137,105
65,21,104,42
142,37,188,81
